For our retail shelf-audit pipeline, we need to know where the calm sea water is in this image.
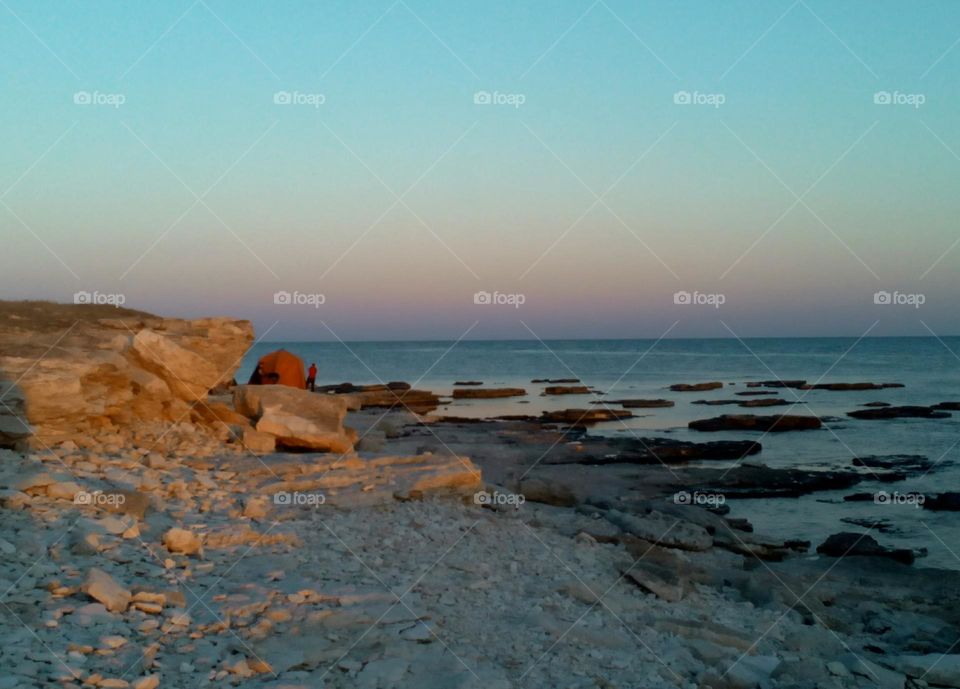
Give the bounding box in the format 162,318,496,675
240,338,960,569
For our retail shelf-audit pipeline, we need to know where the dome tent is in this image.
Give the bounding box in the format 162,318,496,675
248,349,306,389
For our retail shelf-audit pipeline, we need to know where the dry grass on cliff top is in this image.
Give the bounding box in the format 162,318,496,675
0,300,155,335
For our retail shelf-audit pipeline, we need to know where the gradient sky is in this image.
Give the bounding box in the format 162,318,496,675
2,1,959,340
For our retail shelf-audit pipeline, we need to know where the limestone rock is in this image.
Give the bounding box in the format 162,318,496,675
162,527,202,556
82,568,131,613
234,385,354,453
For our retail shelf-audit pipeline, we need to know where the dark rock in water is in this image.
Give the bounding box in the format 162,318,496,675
933,401,960,410
862,401,892,407
432,415,489,424
531,378,580,384
670,381,723,392
540,408,633,425
452,387,526,399
694,465,861,498
841,517,899,534
691,399,741,406
810,382,904,391
563,437,762,465
316,381,411,394
847,406,950,420
852,455,933,476
816,532,917,565
843,492,876,502
746,380,807,389
725,517,753,532
923,492,960,511
607,398,674,408
739,398,791,408
542,385,592,395
492,414,539,422
689,414,821,432
453,381,483,386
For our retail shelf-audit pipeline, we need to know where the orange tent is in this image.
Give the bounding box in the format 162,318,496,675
248,349,306,389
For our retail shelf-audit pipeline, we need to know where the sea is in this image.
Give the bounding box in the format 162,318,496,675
239,337,960,569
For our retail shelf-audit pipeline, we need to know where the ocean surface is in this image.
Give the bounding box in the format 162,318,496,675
240,338,960,569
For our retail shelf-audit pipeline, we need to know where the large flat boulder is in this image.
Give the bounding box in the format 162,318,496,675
233,385,354,453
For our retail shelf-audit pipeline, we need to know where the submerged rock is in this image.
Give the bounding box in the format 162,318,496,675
542,385,592,395
689,414,821,432
670,381,723,392
607,398,675,408
816,532,917,565
452,387,526,399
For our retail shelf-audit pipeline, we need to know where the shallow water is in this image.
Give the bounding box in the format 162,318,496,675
241,337,960,569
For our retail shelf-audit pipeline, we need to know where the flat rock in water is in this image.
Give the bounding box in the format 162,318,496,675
689,414,822,432
453,381,483,386
542,385,592,395
452,387,526,399
670,381,723,392
816,532,917,565
607,398,674,408
847,405,950,420
539,408,633,425
923,492,960,511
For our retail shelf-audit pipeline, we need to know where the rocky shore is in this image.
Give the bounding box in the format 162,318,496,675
1,302,958,689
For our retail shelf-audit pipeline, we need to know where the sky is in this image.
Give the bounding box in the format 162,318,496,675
2,0,959,341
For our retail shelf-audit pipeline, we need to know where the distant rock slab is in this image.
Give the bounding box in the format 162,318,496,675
852,455,932,476
847,406,950,420
608,399,674,408
531,378,580,383
540,408,633,425
739,398,791,408
342,388,440,412
923,492,960,511
452,387,526,399
933,401,960,410
542,385,592,395
315,382,411,394
746,380,904,391
695,465,861,498
689,414,822,432
816,532,917,565
544,436,761,465
670,382,723,392
453,381,483,386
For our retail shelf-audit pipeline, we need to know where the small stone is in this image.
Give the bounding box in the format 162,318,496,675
81,568,131,613
132,675,160,689
162,527,202,556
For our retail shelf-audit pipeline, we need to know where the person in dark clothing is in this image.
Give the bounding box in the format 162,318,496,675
306,363,317,392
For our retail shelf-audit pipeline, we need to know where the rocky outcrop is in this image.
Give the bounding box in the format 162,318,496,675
0,301,253,448
539,408,633,425
689,414,822,432
233,385,355,453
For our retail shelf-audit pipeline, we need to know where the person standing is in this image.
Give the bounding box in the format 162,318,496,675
306,363,317,391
